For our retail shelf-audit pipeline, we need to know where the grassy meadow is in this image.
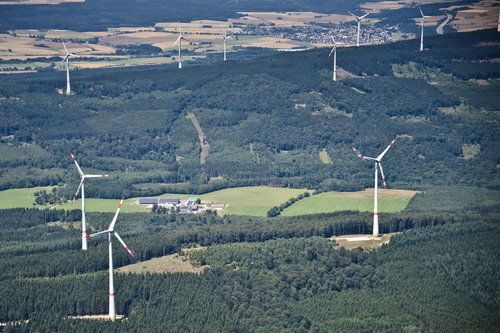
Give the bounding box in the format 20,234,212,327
0,186,54,209
0,186,417,216
281,189,417,216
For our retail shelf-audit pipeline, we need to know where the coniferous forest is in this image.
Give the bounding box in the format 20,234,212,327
0,25,499,331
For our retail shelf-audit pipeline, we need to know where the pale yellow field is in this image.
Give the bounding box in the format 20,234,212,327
0,34,117,60
330,233,398,250
449,1,499,32
45,30,95,40
156,20,240,35
362,0,457,12
412,16,446,27
233,11,355,27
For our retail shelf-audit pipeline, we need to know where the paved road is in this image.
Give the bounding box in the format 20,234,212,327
437,13,453,35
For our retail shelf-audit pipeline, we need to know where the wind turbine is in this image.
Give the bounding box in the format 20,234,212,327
61,40,80,95
173,24,191,69
81,196,134,321
222,33,232,61
418,7,430,51
497,9,499,32
355,137,397,237
328,35,344,81
349,12,369,47
71,152,111,250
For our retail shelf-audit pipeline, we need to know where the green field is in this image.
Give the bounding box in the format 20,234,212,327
0,186,309,216
160,186,311,216
0,186,416,217
0,187,51,209
319,149,332,164
56,198,148,213
281,189,417,216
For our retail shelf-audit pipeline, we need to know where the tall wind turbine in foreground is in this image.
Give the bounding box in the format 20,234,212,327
71,152,111,250
349,12,369,47
81,196,134,321
418,7,430,51
173,24,190,69
355,137,397,237
328,35,344,81
61,41,80,95
222,33,232,61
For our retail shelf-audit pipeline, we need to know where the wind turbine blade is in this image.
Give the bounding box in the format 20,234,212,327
378,162,387,189
85,174,111,178
360,13,369,19
113,231,135,257
328,46,335,57
377,137,397,161
419,7,425,18
108,196,125,231
61,55,69,63
81,230,110,239
70,152,84,177
62,40,68,53
349,12,359,20
356,154,377,161
172,36,181,46
72,178,84,203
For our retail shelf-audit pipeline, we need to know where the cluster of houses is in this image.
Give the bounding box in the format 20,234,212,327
137,197,225,214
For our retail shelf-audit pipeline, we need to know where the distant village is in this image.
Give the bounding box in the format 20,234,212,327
137,197,225,214
240,22,397,46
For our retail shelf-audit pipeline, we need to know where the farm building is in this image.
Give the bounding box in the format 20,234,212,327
139,198,159,205
186,197,199,206
159,198,180,205
138,197,180,206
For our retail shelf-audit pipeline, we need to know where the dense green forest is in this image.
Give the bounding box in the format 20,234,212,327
1,8,499,331
0,204,498,331
0,29,499,199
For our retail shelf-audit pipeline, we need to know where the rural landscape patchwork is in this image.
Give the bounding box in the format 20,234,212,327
0,0,499,331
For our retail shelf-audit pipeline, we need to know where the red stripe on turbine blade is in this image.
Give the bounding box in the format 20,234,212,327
374,213,378,215
109,293,115,296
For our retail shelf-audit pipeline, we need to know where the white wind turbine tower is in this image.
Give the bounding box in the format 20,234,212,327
222,33,232,61
328,35,344,81
497,9,499,32
81,196,134,321
418,7,430,51
355,137,397,237
71,152,111,250
173,24,191,69
61,40,80,95
349,12,369,47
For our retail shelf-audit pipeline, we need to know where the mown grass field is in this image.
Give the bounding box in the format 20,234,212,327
0,186,53,209
281,189,418,216
56,198,149,213
0,186,416,216
160,186,311,216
